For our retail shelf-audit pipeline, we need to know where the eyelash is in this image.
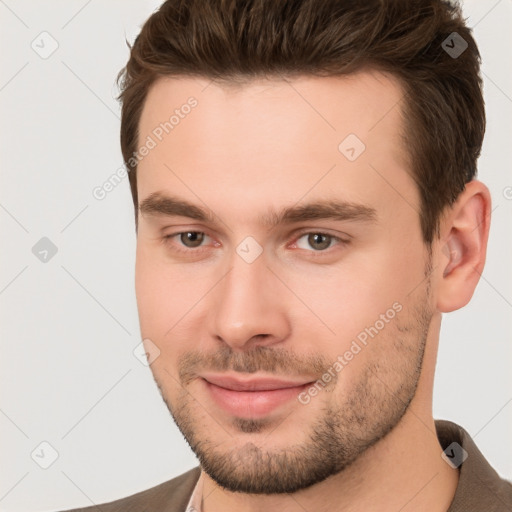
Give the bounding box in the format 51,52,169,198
161,230,350,256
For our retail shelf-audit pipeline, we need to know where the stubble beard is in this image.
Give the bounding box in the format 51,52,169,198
154,279,433,494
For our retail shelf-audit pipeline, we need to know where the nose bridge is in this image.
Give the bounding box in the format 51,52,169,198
209,246,288,348
220,250,270,322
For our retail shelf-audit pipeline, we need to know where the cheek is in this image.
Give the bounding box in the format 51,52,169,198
135,244,179,335
282,246,423,357
135,244,214,338
280,254,402,337
135,253,193,390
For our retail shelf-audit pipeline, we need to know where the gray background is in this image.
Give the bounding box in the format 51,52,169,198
1,1,511,510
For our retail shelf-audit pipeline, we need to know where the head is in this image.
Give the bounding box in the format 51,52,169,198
118,0,490,494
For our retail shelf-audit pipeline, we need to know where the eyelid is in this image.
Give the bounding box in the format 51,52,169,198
161,223,217,240
290,226,351,242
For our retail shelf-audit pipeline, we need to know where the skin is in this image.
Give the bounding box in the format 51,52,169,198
134,71,491,512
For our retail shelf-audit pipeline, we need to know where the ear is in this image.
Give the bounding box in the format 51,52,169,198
436,180,492,313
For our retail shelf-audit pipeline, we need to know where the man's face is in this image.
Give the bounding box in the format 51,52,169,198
135,72,435,493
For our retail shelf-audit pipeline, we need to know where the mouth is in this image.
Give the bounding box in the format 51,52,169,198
200,373,314,419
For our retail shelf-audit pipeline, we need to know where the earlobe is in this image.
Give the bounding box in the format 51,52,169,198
436,180,491,312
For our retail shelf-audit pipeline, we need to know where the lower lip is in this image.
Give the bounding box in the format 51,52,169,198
204,380,311,418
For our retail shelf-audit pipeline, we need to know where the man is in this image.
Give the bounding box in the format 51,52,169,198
60,0,512,510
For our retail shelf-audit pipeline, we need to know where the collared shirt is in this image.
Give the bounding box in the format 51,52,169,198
185,471,204,512
184,420,512,511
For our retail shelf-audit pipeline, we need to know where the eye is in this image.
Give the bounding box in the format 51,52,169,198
164,231,212,250
295,232,341,251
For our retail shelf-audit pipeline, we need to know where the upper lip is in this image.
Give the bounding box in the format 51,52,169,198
201,373,313,391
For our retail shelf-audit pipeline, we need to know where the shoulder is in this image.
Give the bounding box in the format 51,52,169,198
436,420,512,512
55,466,201,512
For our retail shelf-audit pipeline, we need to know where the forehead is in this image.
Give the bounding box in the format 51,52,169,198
138,71,407,153
136,71,417,226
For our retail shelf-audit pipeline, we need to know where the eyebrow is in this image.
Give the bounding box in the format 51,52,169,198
139,192,216,223
139,192,378,227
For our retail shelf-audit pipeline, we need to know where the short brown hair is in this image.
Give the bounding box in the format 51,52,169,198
117,0,485,245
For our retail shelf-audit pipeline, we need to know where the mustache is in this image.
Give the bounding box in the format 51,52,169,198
178,345,330,386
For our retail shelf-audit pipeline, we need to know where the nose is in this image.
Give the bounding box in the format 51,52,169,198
209,250,290,350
